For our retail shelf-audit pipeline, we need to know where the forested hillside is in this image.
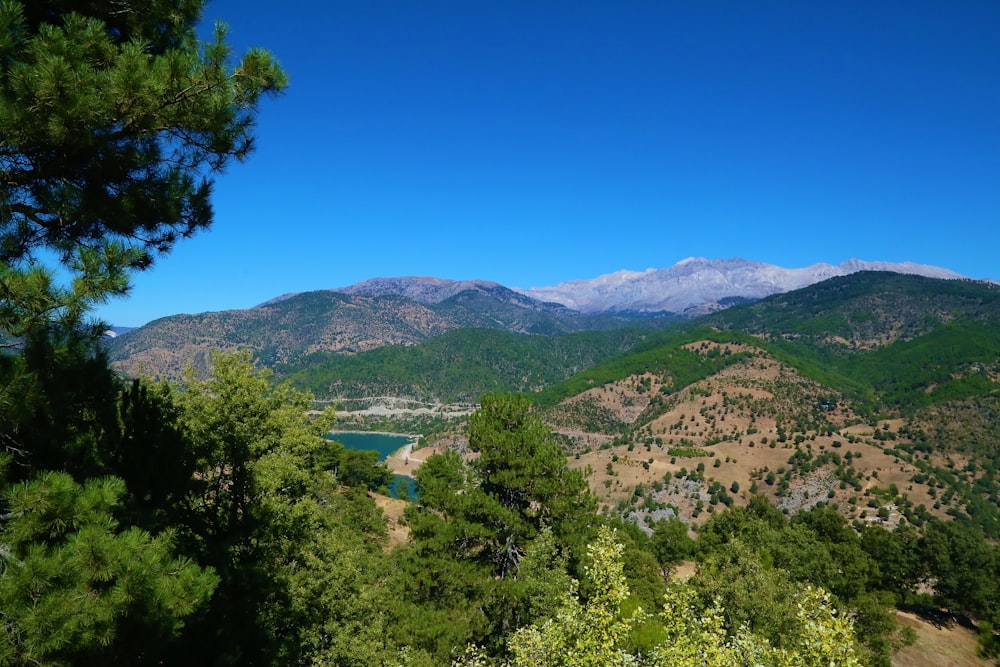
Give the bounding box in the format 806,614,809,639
276,327,651,402
536,276,1000,530
107,285,675,379
3,2,998,666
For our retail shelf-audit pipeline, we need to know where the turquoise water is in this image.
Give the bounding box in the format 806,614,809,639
326,431,413,459
326,431,416,500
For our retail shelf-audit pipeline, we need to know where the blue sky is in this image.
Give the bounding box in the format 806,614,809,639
96,1,999,326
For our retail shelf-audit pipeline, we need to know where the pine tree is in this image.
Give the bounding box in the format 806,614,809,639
0,2,287,664
0,472,217,666
0,0,287,332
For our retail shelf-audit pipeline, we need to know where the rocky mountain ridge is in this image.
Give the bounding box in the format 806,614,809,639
257,258,968,317
514,257,967,314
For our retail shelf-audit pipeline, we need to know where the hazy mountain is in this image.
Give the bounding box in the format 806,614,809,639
278,272,999,407
262,277,518,307
334,277,517,304
515,257,966,314
108,285,670,379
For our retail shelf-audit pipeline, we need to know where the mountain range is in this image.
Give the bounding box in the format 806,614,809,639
513,257,966,314
107,257,973,378
266,258,967,317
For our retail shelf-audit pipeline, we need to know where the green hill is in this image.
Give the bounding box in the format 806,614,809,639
277,327,652,403
107,287,678,379
529,273,1000,543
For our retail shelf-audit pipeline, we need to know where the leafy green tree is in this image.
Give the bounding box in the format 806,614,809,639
157,350,412,666
601,519,666,615
468,393,597,565
392,395,599,661
0,325,122,482
169,351,330,663
859,524,921,600
414,448,467,509
786,507,875,601
477,529,577,658
691,539,804,647
0,3,324,664
695,499,896,663
107,379,196,536
343,449,390,491
455,527,863,667
919,519,1000,621
650,517,694,576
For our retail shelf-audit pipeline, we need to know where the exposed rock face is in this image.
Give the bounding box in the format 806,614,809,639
334,277,506,304
514,257,965,313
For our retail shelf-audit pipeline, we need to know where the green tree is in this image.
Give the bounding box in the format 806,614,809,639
859,524,921,600
0,472,217,666
650,517,694,577
0,3,302,664
455,527,863,667
163,350,412,666
413,448,467,509
1,0,287,333
170,351,326,663
919,519,999,621
391,395,599,661
468,393,597,565
0,325,122,482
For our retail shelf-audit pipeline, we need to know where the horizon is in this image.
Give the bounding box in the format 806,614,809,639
105,255,984,329
89,1,998,327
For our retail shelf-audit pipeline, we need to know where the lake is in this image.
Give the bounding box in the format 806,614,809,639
326,431,416,500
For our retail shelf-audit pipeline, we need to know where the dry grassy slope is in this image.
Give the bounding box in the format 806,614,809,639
109,294,452,378
553,339,951,529
892,611,991,667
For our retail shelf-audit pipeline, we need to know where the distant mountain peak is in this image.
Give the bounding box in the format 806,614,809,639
256,258,967,318
257,277,509,308
334,276,510,304
515,258,966,314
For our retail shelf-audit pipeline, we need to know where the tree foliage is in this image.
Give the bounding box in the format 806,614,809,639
390,395,598,661
456,527,862,667
0,0,286,300
0,472,216,666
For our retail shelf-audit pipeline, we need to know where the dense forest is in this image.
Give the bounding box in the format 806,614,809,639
2,2,1000,666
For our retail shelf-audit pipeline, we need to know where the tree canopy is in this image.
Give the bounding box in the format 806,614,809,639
0,0,286,332
0,2,292,665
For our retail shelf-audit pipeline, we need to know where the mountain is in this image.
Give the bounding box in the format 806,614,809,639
277,271,999,410
107,284,670,379
261,276,519,307
108,259,970,380
701,269,1000,349
530,272,1000,537
515,257,966,314
277,327,651,403
540,272,1000,411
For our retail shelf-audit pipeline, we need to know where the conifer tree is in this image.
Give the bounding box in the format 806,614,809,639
0,472,217,666
0,0,287,332
0,2,287,664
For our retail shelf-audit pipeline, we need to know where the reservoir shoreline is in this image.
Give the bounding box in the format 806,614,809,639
326,430,423,475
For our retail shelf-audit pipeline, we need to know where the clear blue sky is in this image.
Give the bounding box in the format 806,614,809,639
95,0,999,326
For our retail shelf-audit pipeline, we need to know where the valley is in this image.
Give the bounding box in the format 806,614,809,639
111,270,1000,540
102,268,1000,666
